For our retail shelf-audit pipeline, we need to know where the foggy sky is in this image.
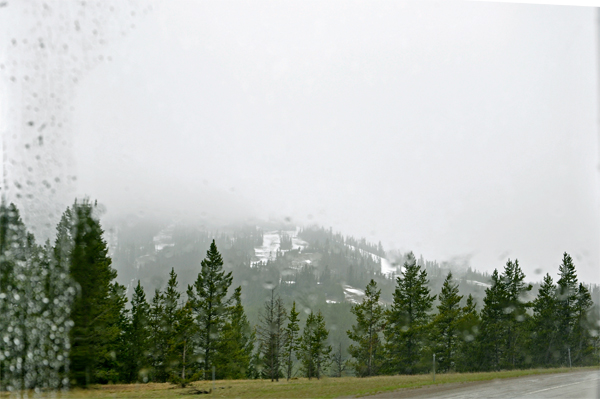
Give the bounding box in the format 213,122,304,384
6,1,599,283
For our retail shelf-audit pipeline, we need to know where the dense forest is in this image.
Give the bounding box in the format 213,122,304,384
1,200,599,392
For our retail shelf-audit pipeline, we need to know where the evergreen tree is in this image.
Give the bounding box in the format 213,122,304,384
215,286,254,379
572,283,593,365
384,252,435,374
96,282,128,383
455,294,480,372
187,240,233,374
502,259,532,369
124,281,151,382
258,289,287,381
54,200,122,386
530,274,559,366
431,272,463,372
148,289,167,381
162,268,183,380
174,301,197,386
347,279,385,377
478,269,507,371
556,252,578,365
299,310,332,379
282,301,301,380
0,202,33,391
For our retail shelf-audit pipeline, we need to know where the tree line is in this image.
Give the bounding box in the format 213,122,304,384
347,253,598,376
1,200,599,392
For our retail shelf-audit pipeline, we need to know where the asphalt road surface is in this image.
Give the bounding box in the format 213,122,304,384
365,369,600,398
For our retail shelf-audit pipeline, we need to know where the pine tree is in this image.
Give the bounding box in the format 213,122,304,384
0,202,34,391
124,281,151,382
174,301,197,386
572,283,593,365
347,279,385,377
148,289,167,381
384,252,435,374
215,286,254,379
97,282,128,383
187,240,233,374
258,289,287,381
54,200,122,386
282,301,301,380
455,294,480,372
556,252,578,365
162,268,183,380
299,310,332,380
530,274,559,366
431,272,463,372
502,259,532,369
478,269,507,371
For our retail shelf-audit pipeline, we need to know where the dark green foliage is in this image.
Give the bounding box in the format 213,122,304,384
431,273,462,372
299,310,332,379
162,268,186,381
572,283,593,365
0,203,75,391
173,301,197,386
282,301,301,380
455,294,480,372
147,268,190,383
384,252,435,374
123,281,151,382
215,286,254,379
258,289,287,381
187,240,233,373
347,279,385,377
55,200,123,386
148,289,167,381
502,259,532,369
4,200,600,386
530,274,559,366
478,269,505,371
556,252,578,365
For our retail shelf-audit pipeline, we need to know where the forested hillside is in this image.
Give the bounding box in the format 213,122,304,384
1,200,599,392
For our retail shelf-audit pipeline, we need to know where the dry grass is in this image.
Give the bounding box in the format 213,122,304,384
2,367,597,399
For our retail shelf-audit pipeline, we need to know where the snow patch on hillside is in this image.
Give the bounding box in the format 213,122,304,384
466,279,491,288
343,284,365,304
251,228,308,267
345,244,398,276
153,225,175,252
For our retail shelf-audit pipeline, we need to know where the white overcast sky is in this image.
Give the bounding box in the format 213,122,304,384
7,0,598,283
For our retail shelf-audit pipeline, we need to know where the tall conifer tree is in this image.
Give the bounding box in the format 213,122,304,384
455,294,480,372
502,259,532,368
124,281,151,382
572,283,593,365
556,252,578,365
385,252,435,374
531,274,559,366
282,301,301,380
347,279,385,377
299,310,332,380
215,286,254,379
54,200,122,386
258,289,287,381
187,240,233,374
478,269,506,371
431,272,463,372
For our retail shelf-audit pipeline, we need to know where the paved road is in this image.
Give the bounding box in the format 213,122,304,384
366,369,600,398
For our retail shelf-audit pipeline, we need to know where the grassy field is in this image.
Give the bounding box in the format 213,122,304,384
3,367,597,399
